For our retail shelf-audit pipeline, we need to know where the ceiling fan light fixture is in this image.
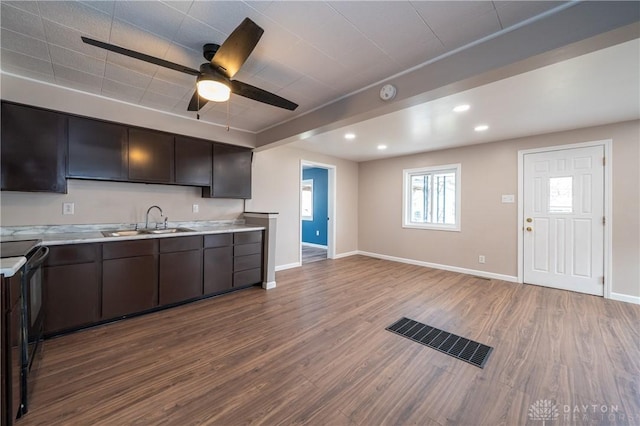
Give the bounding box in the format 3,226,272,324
197,78,231,102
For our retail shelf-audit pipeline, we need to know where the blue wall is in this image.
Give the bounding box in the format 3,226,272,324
302,167,328,246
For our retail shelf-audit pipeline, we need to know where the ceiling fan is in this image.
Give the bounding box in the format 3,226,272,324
81,18,298,113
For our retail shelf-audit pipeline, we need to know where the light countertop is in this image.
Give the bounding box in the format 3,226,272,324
1,222,264,246
1,256,26,277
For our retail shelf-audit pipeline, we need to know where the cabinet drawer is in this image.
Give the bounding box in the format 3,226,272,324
44,243,99,266
103,239,157,259
234,253,261,272
204,233,232,248
159,236,202,253
234,231,262,245
234,268,261,287
234,242,261,257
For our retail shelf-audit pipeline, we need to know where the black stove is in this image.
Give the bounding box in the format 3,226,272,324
0,240,41,258
1,238,47,421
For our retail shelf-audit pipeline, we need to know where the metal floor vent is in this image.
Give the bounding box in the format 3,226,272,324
386,317,493,368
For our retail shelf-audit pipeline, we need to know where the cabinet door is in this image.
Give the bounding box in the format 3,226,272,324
1,102,67,193
102,255,157,319
203,246,232,294
43,263,100,334
175,136,212,186
68,116,128,180
128,128,174,183
159,250,202,305
207,143,252,199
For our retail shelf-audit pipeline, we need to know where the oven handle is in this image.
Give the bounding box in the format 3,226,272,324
25,246,49,273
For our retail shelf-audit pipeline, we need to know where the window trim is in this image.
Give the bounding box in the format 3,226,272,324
301,179,314,221
402,163,461,231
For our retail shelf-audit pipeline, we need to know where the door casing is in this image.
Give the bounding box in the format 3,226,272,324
517,139,612,298
300,160,336,262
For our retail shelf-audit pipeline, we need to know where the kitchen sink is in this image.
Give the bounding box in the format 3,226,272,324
101,230,147,237
101,228,194,237
144,228,194,234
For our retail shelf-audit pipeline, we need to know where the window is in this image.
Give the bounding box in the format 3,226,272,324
548,176,573,213
301,179,314,221
403,164,461,231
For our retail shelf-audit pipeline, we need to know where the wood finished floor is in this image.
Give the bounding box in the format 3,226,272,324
301,245,327,264
20,256,640,425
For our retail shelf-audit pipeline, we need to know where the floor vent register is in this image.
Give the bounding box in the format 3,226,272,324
386,317,493,368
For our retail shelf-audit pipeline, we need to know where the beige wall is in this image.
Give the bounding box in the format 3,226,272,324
0,179,244,226
247,145,359,267
358,120,640,299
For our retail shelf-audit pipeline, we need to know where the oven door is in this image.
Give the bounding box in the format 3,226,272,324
21,245,49,415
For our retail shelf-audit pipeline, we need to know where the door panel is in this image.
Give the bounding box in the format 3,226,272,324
523,145,604,295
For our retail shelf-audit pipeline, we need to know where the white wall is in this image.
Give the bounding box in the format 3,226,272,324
247,145,359,267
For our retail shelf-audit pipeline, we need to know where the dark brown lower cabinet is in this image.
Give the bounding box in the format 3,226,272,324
43,263,100,334
203,247,233,295
40,231,263,334
102,255,157,319
159,236,202,305
43,243,101,335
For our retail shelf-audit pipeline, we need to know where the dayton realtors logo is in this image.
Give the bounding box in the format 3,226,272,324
529,400,559,425
529,399,630,424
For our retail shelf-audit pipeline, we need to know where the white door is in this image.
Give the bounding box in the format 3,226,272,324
523,145,604,296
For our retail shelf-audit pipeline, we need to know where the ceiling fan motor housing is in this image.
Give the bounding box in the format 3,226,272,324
203,43,220,61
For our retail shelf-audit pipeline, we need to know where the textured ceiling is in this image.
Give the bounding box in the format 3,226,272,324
0,1,565,133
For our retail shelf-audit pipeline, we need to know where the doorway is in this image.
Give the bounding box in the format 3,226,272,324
300,161,336,264
519,141,610,296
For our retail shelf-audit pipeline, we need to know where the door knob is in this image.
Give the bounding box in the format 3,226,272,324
526,227,533,232
526,218,533,223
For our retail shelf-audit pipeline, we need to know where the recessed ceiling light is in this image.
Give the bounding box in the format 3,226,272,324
344,133,356,140
377,144,387,150
474,124,489,132
453,104,470,112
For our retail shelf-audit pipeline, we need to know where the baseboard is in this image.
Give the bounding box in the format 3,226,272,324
262,281,276,290
357,251,519,283
301,242,328,249
275,262,301,271
609,292,640,305
333,251,359,259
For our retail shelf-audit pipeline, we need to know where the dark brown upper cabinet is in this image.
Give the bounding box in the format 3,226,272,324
174,136,212,187
128,128,174,183
203,143,252,199
68,116,128,180
1,102,67,193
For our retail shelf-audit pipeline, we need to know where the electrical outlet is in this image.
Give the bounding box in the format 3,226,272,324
479,255,486,264
316,230,320,236
501,194,515,203
62,202,74,215
192,204,199,213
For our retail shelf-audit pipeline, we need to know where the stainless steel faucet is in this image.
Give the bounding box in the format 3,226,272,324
145,205,163,229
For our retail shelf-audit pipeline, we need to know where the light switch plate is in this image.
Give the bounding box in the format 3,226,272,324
501,194,515,203
63,202,74,215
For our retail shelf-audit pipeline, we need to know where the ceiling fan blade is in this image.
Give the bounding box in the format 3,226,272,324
81,36,200,76
211,18,264,79
230,80,298,111
187,90,209,111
